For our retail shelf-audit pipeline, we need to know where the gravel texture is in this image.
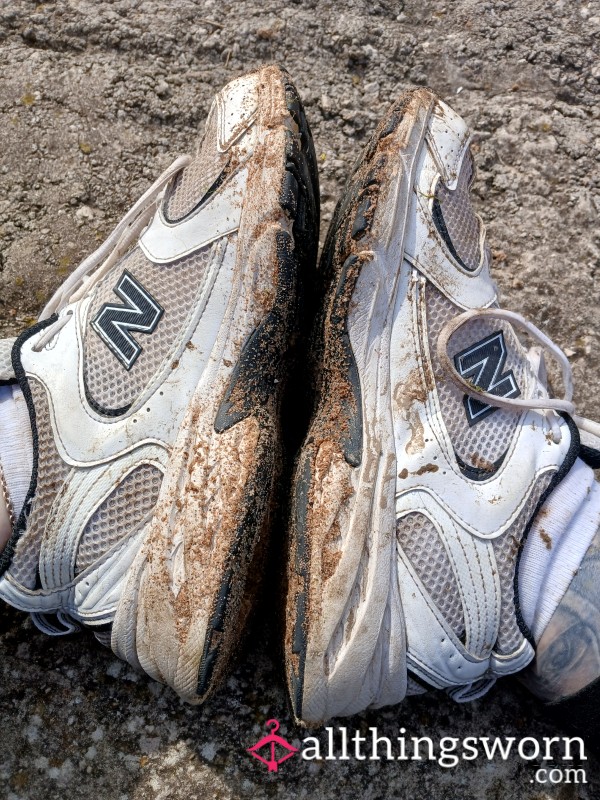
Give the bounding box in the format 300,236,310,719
0,1,599,798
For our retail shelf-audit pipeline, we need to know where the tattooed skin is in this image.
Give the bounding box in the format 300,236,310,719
521,528,600,703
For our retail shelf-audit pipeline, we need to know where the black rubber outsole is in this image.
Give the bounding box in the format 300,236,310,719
196,71,320,701
286,90,586,722
286,93,415,720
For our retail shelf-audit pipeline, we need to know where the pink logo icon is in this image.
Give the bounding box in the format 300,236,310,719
247,719,299,772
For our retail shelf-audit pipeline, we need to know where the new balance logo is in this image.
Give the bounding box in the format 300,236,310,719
454,331,520,426
91,271,164,370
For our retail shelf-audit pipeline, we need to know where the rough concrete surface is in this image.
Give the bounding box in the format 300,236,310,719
0,1,599,798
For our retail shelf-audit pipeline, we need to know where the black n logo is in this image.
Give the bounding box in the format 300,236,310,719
91,271,164,370
454,331,520,426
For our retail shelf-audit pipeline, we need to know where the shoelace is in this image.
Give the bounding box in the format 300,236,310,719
32,155,192,352
28,161,600,452
437,308,600,445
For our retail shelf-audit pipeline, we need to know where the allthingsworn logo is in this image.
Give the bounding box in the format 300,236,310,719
454,330,520,426
247,720,299,772
91,271,164,370
243,721,587,786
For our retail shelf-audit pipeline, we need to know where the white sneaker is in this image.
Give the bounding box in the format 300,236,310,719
285,88,599,723
0,65,319,704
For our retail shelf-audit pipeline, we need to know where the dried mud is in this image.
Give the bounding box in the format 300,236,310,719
1,2,599,799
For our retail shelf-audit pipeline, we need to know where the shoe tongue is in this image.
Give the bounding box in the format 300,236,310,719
163,103,229,223
426,147,541,473
427,285,537,475
0,339,16,381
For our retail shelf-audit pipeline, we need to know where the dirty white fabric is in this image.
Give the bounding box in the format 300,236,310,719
519,458,600,641
0,384,33,518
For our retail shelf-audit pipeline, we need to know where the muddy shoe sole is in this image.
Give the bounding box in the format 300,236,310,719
112,66,320,704
285,89,436,724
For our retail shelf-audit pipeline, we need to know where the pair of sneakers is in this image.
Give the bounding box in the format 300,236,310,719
0,66,597,725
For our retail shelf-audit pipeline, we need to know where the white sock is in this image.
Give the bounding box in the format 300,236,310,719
0,384,34,519
519,458,600,641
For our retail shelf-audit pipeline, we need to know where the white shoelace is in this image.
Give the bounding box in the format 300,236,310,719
28,166,600,453
437,308,600,445
32,155,192,352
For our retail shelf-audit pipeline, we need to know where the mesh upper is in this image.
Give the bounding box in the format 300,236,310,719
435,153,483,272
84,244,215,412
84,95,237,413
75,463,163,574
422,152,550,660
397,512,465,638
164,104,226,222
0,339,15,379
493,472,553,655
397,482,555,659
9,379,71,589
8,381,164,587
426,283,535,469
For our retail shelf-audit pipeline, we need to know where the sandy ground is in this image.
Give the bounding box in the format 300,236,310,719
0,1,599,798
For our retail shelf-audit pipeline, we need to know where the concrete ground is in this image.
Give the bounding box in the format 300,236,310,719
0,1,599,798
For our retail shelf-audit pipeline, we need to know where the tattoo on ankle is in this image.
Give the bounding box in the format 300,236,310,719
521,528,600,703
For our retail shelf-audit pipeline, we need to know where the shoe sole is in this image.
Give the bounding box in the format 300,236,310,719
113,66,319,704
285,89,436,723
